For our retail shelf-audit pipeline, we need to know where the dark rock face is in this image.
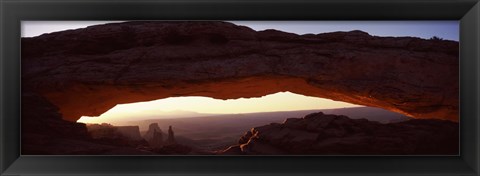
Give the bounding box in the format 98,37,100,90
21,21,459,122
21,92,90,154
22,92,90,140
22,93,153,155
223,112,458,155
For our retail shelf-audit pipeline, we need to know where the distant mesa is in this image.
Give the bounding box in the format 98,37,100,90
144,123,177,148
87,123,143,141
87,122,180,151
116,126,143,141
143,123,164,141
147,128,164,148
221,112,459,155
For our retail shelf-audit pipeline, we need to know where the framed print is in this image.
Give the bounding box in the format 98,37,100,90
1,0,479,175
19,20,461,156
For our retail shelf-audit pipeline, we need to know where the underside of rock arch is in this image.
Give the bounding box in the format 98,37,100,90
21,21,459,122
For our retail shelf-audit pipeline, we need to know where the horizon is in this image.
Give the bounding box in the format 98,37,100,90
77,91,362,125
81,106,369,124
82,106,381,132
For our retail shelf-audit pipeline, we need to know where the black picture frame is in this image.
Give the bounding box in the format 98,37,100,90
1,0,479,175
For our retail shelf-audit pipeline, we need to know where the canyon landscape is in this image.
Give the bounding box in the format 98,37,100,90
21,21,459,155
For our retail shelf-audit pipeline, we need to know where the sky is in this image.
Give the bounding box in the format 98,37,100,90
21,21,458,124
21,20,459,41
77,92,361,124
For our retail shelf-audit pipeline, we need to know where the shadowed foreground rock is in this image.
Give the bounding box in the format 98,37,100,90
22,93,154,155
22,21,459,122
221,112,458,155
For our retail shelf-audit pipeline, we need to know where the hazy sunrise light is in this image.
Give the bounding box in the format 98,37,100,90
77,91,361,125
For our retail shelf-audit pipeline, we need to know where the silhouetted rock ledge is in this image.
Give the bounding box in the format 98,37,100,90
221,112,458,155
22,21,459,122
21,93,154,155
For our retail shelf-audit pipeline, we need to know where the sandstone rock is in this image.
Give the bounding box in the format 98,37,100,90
86,123,149,148
21,92,90,144
219,145,243,155
21,92,154,155
116,126,143,141
147,129,164,148
22,136,156,155
143,123,164,141
21,21,460,155
166,125,176,145
21,21,459,122
224,112,458,155
238,131,253,144
87,123,119,139
240,138,288,155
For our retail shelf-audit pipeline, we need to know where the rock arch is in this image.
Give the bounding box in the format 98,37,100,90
21,21,459,122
